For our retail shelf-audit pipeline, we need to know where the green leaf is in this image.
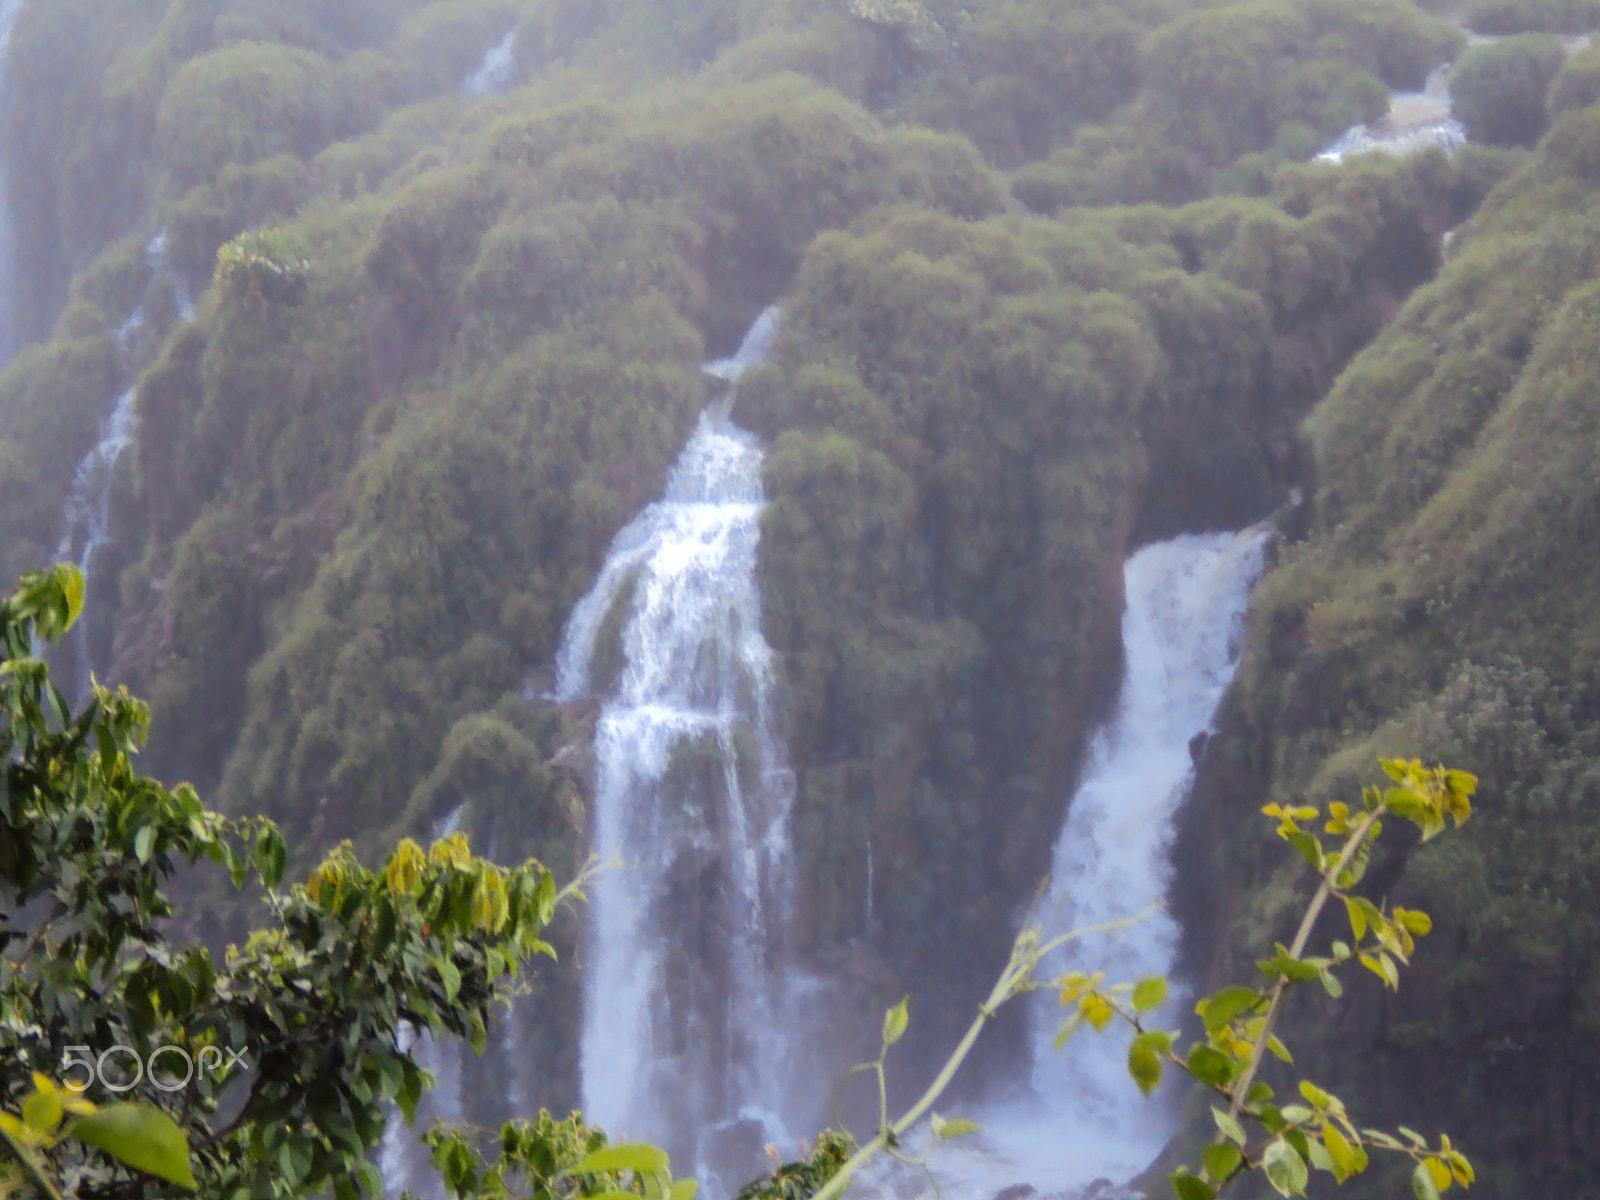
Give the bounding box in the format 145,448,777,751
134,825,156,865
1412,1160,1441,1200
1132,977,1168,1013
1212,1108,1247,1146
1323,1125,1360,1181
1199,986,1260,1033
1169,1169,1214,1200
1128,1038,1163,1096
21,1088,61,1134
930,1113,981,1139
68,1104,198,1190
883,997,909,1047
434,955,462,1003
1186,1044,1236,1088
669,1180,699,1200
1201,1143,1242,1183
1262,1139,1308,1197
1053,1011,1085,1050
572,1144,672,1178
1079,992,1114,1031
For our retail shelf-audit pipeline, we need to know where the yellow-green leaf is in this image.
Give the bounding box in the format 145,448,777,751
883,997,909,1047
68,1104,198,1190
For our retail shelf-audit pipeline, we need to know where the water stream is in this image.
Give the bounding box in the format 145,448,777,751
556,308,799,1185
882,526,1269,1198
463,28,518,96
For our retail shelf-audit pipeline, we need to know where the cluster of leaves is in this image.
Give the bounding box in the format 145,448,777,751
213,229,311,305
421,1116,699,1200
0,564,575,1200
1,1073,197,1198
1049,761,1475,1200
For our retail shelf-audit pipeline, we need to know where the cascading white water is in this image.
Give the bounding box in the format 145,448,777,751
52,387,136,695
891,526,1268,1198
1021,528,1269,1170
463,28,518,96
1316,65,1466,164
557,308,797,1180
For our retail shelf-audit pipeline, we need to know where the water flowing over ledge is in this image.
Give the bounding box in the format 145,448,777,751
875,526,1269,1200
557,308,801,1187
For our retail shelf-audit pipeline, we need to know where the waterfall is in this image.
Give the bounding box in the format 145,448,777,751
0,0,26,363
556,307,798,1185
883,526,1268,1198
463,28,518,96
1019,527,1269,1175
52,387,137,696
1316,65,1466,163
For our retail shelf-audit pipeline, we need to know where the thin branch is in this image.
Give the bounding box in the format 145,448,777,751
0,1116,65,1200
1226,808,1381,1121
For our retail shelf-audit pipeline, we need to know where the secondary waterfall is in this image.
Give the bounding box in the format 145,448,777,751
1316,65,1466,163
50,230,193,697
898,526,1268,1197
557,308,798,1184
463,28,518,96
52,387,136,697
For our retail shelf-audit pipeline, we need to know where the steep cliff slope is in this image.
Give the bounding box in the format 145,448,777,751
1176,92,1600,1198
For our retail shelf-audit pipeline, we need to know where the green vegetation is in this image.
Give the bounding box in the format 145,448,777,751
1449,33,1567,146
0,0,1592,1191
0,571,1475,1200
1175,89,1600,1199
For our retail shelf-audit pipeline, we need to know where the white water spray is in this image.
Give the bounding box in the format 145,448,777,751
463,28,518,96
892,527,1268,1198
52,388,136,694
557,308,797,1179
1316,65,1466,164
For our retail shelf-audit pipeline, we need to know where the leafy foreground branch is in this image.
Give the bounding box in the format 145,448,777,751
0,564,1474,1200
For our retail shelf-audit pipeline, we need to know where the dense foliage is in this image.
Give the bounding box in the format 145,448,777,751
0,0,1593,1191
1175,86,1600,1199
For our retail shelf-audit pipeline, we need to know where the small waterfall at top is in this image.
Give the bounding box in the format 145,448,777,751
1316,64,1466,164
882,526,1268,1198
556,306,798,1188
463,28,518,96
0,0,27,364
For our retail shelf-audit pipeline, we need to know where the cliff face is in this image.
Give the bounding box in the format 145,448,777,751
0,0,1554,1156
1174,103,1600,1197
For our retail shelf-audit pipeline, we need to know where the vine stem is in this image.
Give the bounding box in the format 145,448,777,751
0,1115,66,1200
809,914,1140,1200
1225,807,1382,1122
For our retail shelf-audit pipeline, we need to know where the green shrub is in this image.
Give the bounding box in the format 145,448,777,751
1450,33,1567,146
1465,0,1600,34
155,41,338,187
1546,41,1600,114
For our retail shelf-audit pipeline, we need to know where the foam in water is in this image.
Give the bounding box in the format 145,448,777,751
557,308,798,1183
885,527,1268,1198
463,29,518,96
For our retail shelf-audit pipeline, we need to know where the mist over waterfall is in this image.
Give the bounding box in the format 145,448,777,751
896,527,1268,1197
556,307,799,1185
